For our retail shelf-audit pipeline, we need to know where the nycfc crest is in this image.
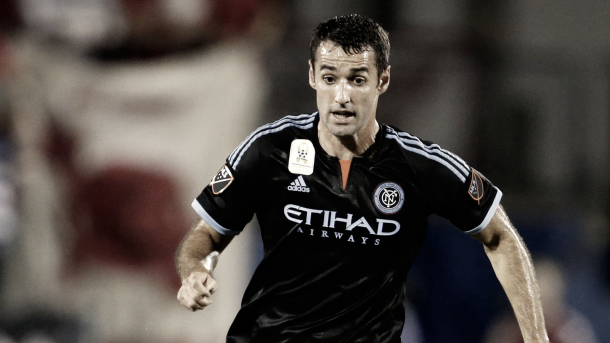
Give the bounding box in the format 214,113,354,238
374,182,404,214
288,139,315,175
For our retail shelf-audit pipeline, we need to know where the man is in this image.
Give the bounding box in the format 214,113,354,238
176,14,549,343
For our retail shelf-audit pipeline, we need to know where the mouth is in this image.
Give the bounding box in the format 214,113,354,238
331,111,355,120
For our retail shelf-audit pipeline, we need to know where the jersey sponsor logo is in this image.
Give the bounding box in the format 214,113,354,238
288,139,315,175
288,175,310,192
296,227,381,246
468,169,484,204
373,182,404,214
210,164,234,195
284,204,401,237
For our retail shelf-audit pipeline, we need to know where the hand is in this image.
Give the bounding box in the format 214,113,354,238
177,271,218,311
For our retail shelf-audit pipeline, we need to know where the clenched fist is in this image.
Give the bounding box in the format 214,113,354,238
177,271,218,311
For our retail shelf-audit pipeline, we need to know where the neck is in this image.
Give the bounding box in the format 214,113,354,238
318,120,379,160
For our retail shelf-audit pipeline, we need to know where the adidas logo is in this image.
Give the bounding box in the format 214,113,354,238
288,175,310,193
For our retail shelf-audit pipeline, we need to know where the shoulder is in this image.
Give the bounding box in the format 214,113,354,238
228,112,317,170
381,124,471,183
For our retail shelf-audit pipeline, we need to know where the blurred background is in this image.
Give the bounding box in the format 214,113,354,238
0,0,608,342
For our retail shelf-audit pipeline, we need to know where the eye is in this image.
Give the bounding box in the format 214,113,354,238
323,76,335,84
354,77,366,85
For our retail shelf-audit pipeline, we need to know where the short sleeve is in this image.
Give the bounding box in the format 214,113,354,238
443,168,502,235
192,134,267,236
419,151,503,235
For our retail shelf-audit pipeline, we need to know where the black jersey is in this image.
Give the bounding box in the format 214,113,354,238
193,112,502,343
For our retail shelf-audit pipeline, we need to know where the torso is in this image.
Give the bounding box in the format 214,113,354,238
195,112,500,343
226,113,429,343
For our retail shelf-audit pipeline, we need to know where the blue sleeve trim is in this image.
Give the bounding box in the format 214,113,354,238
191,199,241,236
464,188,503,236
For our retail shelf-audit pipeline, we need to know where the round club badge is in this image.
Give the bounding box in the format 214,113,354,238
374,182,405,214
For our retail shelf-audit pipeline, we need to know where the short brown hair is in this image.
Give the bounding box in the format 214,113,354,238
310,14,390,76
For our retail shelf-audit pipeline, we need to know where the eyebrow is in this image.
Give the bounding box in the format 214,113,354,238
351,67,370,74
319,64,371,74
320,64,336,72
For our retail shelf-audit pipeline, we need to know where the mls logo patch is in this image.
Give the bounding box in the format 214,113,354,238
210,164,234,195
288,139,315,175
374,182,404,214
468,169,484,204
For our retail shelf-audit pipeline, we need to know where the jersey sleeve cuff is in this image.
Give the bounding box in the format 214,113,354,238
191,199,241,236
463,188,503,236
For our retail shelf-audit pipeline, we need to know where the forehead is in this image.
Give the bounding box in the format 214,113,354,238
314,40,376,71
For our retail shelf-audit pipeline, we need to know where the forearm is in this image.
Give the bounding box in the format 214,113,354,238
483,213,548,342
175,219,226,280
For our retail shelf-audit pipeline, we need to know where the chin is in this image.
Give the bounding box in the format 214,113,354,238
329,127,357,137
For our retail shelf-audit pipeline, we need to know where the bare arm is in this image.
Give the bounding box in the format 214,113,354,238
473,205,549,343
175,218,234,311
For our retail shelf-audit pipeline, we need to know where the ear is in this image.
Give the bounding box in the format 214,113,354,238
378,66,391,95
308,60,316,89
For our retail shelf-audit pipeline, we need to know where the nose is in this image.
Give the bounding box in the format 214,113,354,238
334,80,350,105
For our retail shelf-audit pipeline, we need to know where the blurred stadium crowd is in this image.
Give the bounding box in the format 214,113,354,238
0,0,609,342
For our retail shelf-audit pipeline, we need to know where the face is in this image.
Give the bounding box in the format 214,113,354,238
309,40,390,138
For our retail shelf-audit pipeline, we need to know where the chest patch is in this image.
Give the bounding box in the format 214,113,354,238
288,139,315,175
374,182,405,214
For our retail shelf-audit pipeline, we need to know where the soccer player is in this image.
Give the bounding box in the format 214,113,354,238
176,14,549,343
